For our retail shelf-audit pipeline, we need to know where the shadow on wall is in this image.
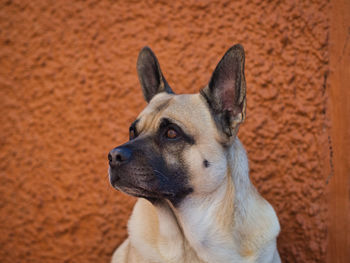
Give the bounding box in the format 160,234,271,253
0,0,330,262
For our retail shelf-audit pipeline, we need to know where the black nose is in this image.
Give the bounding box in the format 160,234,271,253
108,147,132,167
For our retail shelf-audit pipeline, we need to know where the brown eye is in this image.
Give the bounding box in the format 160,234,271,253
129,129,136,140
166,129,177,139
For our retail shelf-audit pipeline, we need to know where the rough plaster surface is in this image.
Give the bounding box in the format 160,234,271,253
0,0,330,262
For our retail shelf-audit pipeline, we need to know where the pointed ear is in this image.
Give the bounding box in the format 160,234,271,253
136,46,173,103
200,44,246,137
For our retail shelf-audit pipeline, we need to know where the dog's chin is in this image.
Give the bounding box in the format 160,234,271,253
115,184,155,198
113,184,165,203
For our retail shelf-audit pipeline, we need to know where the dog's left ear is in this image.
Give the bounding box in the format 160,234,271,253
200,44,246,137
137,46,174,103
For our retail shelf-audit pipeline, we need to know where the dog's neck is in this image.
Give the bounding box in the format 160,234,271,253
153,138,279,262
172,138,251,262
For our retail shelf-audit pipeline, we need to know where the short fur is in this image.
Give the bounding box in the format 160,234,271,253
108,45,280,263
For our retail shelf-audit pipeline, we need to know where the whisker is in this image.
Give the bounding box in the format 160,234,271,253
153,169,170,182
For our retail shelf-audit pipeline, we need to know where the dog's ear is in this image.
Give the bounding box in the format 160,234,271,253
200,44,246,137
137,46,173,103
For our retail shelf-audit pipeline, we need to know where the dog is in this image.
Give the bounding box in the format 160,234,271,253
108,44,281,263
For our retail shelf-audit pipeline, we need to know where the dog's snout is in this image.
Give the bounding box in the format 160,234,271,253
108,147,132,167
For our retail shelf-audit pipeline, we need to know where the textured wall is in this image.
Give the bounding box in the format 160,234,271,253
0,0,330,262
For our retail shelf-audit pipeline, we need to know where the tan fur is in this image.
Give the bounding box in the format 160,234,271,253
111,93,280,263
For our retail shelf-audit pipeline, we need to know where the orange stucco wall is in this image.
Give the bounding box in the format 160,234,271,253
0,0,332,262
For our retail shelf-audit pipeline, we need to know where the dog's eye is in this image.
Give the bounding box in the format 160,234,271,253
129,128,136,140
166,128,178,139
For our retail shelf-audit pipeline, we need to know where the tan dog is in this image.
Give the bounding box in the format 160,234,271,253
108,44,281,263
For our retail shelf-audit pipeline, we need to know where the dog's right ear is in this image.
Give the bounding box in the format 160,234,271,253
200,44,246,138
137,46,173,103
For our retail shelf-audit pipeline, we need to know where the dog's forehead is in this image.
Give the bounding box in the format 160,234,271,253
136,93,214,134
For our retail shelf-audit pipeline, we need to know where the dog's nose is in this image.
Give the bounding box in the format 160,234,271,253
108,147,132,167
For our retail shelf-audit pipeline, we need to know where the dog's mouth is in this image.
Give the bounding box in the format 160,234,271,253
112,179,177,199
109,166,169,199
108,157,193,206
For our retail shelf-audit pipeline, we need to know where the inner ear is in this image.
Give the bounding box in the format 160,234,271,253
200,44,246,137
137,46,174,103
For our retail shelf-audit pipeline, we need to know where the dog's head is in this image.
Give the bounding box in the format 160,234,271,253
108,45,246,206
